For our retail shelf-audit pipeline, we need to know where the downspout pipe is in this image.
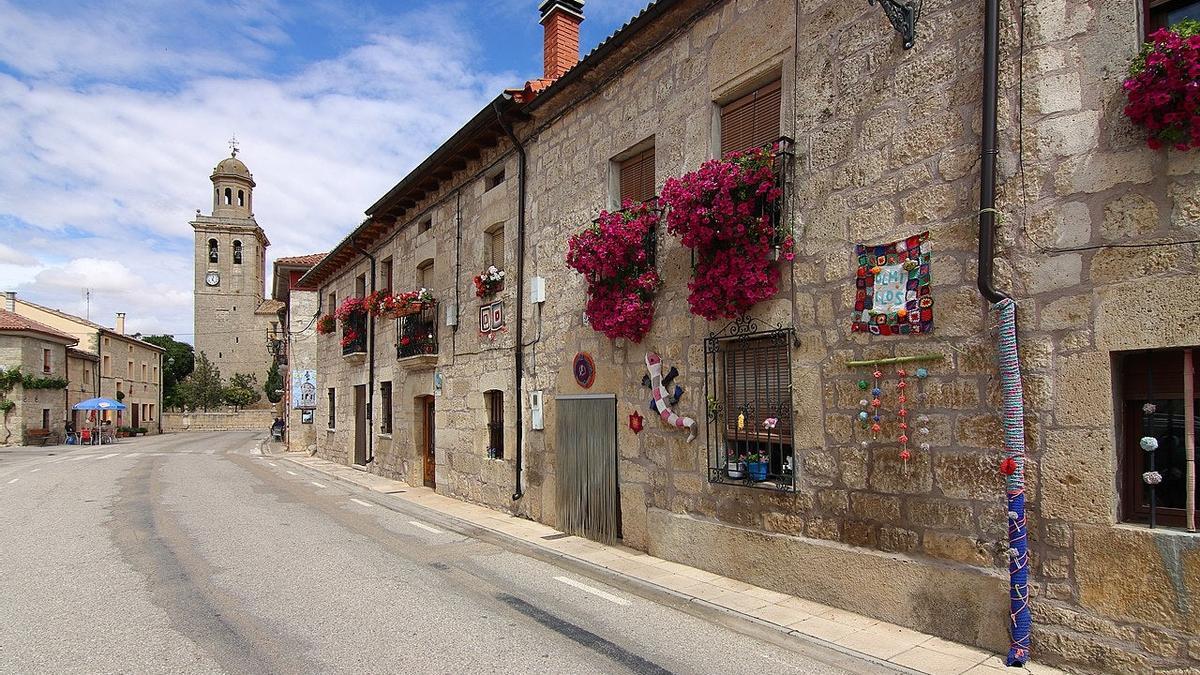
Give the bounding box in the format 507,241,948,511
494,98,526,502
355,243,377,465
977,0,1030,666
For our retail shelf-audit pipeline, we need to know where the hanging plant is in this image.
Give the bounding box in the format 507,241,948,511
565,200,661,342
376,288,434,318
340,329,361,349
334,296,368,322
660,144,793,321
474,266,506,298
1123,20,1200,150
315,314,336,335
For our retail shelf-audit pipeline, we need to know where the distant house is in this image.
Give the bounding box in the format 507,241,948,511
0,302,76,446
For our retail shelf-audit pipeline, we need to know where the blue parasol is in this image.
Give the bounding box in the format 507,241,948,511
73,397,126,445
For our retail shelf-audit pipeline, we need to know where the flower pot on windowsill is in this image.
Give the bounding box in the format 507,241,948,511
726,461,745,479
747,461,768,481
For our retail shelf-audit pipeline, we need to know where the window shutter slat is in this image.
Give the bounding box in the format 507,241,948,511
619,148,656,204
720,79,782,155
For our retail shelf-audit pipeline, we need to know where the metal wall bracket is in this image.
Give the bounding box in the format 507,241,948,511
867,0,921,50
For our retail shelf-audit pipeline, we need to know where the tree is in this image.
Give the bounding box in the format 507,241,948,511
224,373,262,409
264,360,283,404
142,335,195,408
178,352,224,411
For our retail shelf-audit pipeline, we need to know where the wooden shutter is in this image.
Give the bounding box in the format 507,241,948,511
720,79,782,156
721,336,792,441
619,147,656,204
490,228,505,270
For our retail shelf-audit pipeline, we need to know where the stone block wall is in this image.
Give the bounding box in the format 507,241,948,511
0,334,69,447
162,409,275,432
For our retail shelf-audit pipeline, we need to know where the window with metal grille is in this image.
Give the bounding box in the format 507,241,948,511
618,146,656,204
327,388,336,429
380,258,393,294
1119,347,1198,528
486,390,504,459
704,318,795,490
1146,0,1200,34
380,381,392,434
488,226,505,271
719,79,782,156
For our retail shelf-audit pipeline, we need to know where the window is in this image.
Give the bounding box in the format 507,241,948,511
381,257,393,294
719,79,782,156
1119,348,1199,528
237,189,245,207
1146,0,1200,34
355,273,366,298
328,388,336,429
208,239,219,264
618,146,656,204
327,291,336,314
488,225,505,271
102,355,110,377
42,348,51,373
224,187,232,205
486,168,506,191
233,240,243,265
703,324,795,490
380,381,393,434
417,259,433,290
128,360,134,378
486,390,504,459
418,216,433,234
42,409,50,430
153,366,158,381
141,363,147,380
149,404,155,420
84,366,91,384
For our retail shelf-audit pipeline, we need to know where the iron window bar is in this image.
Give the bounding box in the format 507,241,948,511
704,315,796,492
396,302,439,359
341,311,367,356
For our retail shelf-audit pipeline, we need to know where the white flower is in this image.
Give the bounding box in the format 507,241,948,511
488,266,498,274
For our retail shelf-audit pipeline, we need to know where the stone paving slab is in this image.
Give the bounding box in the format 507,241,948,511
275,451,1065,675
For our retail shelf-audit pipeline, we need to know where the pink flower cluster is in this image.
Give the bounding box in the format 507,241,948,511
660,145,793,321
1123,21,1200,150
565,201,661,342
334,296,367,322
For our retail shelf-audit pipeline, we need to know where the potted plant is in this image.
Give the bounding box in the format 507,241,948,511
1123,20,1200,150
474,267,506,298
745,449,769,481
726,451,745,479
137,426,148,436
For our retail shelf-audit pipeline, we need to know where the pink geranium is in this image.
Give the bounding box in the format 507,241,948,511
659,145,792,321
566,200,661,342
1124,21,1200,150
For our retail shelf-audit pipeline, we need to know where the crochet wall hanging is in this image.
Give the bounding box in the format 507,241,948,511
572,352,596,389
846,354,942,464
644,352,695,441
851,231,933,335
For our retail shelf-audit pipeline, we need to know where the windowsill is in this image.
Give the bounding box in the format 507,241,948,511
1114,522,1200,537
326,427,336,433
378,433,392,439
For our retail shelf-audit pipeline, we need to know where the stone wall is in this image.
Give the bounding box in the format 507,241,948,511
162,409,275,433
0,334,70,447
305,0,1200,669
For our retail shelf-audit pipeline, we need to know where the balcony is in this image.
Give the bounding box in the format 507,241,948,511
397,302,438,368
341,310,367,360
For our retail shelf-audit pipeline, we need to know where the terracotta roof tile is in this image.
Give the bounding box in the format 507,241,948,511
255,299,285,315
275,253,326,267
0,308,78,342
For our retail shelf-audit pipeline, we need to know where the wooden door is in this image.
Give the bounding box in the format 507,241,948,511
422,396,436,488
353,385,367,465
555,395,619,544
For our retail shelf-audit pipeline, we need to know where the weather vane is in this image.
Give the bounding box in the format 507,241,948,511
228,134,239,157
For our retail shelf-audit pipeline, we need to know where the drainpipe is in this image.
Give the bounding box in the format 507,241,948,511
494,98,526,502
977,0,1029,667
355,244,377,465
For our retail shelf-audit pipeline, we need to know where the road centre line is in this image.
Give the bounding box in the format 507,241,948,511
30,468,39,473
310,481,327,488
349,498,373,508
96,453,119,460
554,576,631,606
408,520,443,534
286,470,298,476
6,478,18,484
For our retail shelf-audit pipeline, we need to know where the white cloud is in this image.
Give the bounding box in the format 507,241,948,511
0,1,520,342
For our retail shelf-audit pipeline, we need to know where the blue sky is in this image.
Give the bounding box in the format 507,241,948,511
0,0,651,341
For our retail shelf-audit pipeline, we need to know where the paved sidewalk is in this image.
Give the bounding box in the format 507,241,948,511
274,450,1063,675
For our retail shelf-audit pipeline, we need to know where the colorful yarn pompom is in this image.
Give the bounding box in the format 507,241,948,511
1139,436,1158,452
1142,403,1157,414
999,457,1018,475
1142,471,1163,485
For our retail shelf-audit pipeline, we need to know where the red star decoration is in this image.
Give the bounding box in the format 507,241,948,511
629,410,644,434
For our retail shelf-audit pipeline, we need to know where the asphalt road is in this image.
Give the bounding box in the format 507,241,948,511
0,432,877,674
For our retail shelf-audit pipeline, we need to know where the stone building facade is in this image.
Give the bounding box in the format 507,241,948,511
301,1,1200,671
272,253,325,453
9,296,164,433
192,150,279,387
0,307,76,446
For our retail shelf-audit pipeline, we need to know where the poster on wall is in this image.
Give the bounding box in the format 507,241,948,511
850,231,933,336
291,369,318,409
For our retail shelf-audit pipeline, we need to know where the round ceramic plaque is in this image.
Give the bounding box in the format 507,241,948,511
572,352,596,388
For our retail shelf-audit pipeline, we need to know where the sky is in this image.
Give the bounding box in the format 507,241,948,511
0,0,652,342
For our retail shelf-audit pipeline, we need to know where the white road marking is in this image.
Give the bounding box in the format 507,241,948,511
310,481,327,489
96,453,119,460
6,478,18,484
206,447,219,455
408,521,443,534
349,498,373,508
68,454,93,461
286,470,298,476
554,576,631,606
30,468,39,473
124,453,139,458
268,462,278,467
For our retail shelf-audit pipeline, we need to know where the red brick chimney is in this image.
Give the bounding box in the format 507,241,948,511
539,0,584,80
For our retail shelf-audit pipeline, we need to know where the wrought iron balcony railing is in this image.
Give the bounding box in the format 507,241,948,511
397,302,438,359
341,311,367,356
